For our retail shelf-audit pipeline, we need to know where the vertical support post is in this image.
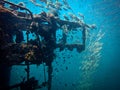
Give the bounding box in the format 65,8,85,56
48,63,53,90
63,33,67,44
82,27,86,50
26,30,30,81
26,61,30,81
0,64,11,89
26,31,29,44
43,63,46,82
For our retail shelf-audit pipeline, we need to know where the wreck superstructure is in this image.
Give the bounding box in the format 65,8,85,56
0,0,96,90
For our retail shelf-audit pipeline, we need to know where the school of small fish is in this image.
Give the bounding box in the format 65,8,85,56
30,0,84,23
78,29,105,90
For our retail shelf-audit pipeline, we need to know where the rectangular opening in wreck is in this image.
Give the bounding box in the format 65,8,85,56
66,29,83,44
56,28,83,45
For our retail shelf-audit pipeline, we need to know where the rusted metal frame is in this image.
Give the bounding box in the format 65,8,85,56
3,0,33,20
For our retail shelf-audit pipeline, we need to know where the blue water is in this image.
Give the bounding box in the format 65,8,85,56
8,0,120,90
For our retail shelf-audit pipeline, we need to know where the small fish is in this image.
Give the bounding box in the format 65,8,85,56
78,12,84,19
35,3,44,8
55,1,62,7
59,81,61,84
72,83,75,86
65,5,72,10
48,3,56,8
55,4,62,10
65,83,67,87
30,0,36,4
18,2,25,7
40,0,47,4
66,66,68,70
68,13,74,19
30,0,44,8
89,24,96,29
62,0,68,6
30,0,36,2
63,15,69,20
62,6,68,11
